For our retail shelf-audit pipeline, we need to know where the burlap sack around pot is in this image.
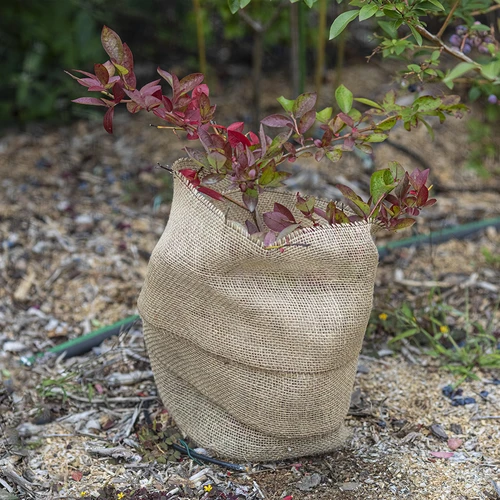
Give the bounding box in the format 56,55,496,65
138,158,379,461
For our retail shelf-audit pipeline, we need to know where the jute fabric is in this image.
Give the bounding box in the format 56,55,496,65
138,158,379,461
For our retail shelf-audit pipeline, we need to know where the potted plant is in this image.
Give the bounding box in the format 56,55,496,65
67,25,464,461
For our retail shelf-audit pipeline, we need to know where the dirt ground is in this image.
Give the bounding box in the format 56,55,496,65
1,67,499,499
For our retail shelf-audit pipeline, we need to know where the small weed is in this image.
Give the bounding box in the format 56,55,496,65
37,373,76,402
371,288,500,379
482,247,500,269
136,414,182,464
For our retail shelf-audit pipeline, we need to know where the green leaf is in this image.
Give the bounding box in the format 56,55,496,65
228,0,250,14
329,9,360,39
370,168,395,204
388,161,405,180
409,25,423,46
325,148,342,162
348,108,362,122
316,107,333,123
364,133,388,143
413,95,442,112
335,84,353,113
303,0,318,7
359,4,378,21
393,218,416,231
389,328,419,343
378,20,398,38
277,96,295,113
376,116,398,131
442,62,476,88
354,97,383,110
480,60,500,80
427,0,444,9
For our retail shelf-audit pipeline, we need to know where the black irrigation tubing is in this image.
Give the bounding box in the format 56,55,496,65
20,216,500,365
172,441,248,472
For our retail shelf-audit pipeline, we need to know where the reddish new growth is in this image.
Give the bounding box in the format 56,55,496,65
66,26,454,246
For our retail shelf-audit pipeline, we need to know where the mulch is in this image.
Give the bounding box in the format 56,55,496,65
1,69,499,499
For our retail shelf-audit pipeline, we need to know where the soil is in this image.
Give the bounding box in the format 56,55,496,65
1,66,499,499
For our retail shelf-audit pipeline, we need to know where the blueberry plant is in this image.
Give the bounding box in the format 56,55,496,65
68,21,473,247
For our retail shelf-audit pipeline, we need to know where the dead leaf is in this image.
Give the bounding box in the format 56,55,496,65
71,470,83,481
447,438,463,451
430,423,448,440
430,451,454,459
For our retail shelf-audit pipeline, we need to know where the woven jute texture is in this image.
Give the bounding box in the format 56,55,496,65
138,158,379,461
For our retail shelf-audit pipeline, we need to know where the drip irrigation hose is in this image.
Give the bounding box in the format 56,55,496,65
20,315,140,366
172,441,248,472
20,216,500,365
377,216,500,258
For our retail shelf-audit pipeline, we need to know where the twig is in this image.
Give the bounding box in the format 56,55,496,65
437,0,460,40
470,415,500,420
415,25,482,68
2,467,34,492
471,4,500,15
49,386,157,404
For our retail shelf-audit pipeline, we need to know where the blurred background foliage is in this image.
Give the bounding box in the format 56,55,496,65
0,0,351,127
2,0,500,165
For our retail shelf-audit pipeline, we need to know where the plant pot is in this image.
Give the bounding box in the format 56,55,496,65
138,158,379,461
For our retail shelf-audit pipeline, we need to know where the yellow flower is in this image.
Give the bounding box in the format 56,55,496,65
80,493,88,498
204,484,213,492
117,494,125,500
378,313,388,321
440,325,449,334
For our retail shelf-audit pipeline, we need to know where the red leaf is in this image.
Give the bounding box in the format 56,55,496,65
162,96,173,112
293,92,317,118
71,471,83,482
416,186,429,206
228,129,251,148
261,114,293,128
247,131,259,145
263,211,294,232
193,84,209,97
121,43,136,89
409,168,429,190
197,186,224,201
94,63,109,85
338,112,354,127
245,220,259,235
228,122,245,133
103,106,114,134
179,73,204,95
263,231,277,247
273,203,296,223
298,109,316,134
72,97,107,107
112,82,125,103
157,67,173,87
178,168,200,186
101,26,124,63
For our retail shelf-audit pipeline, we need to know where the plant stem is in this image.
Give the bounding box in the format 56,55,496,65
193,0,207,76
221,193,248,211
414,25,477,65
436,0,460,40
471,3,500,15
315,0,327,101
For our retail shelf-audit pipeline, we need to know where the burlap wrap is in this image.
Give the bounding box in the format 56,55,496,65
138,158,379,461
